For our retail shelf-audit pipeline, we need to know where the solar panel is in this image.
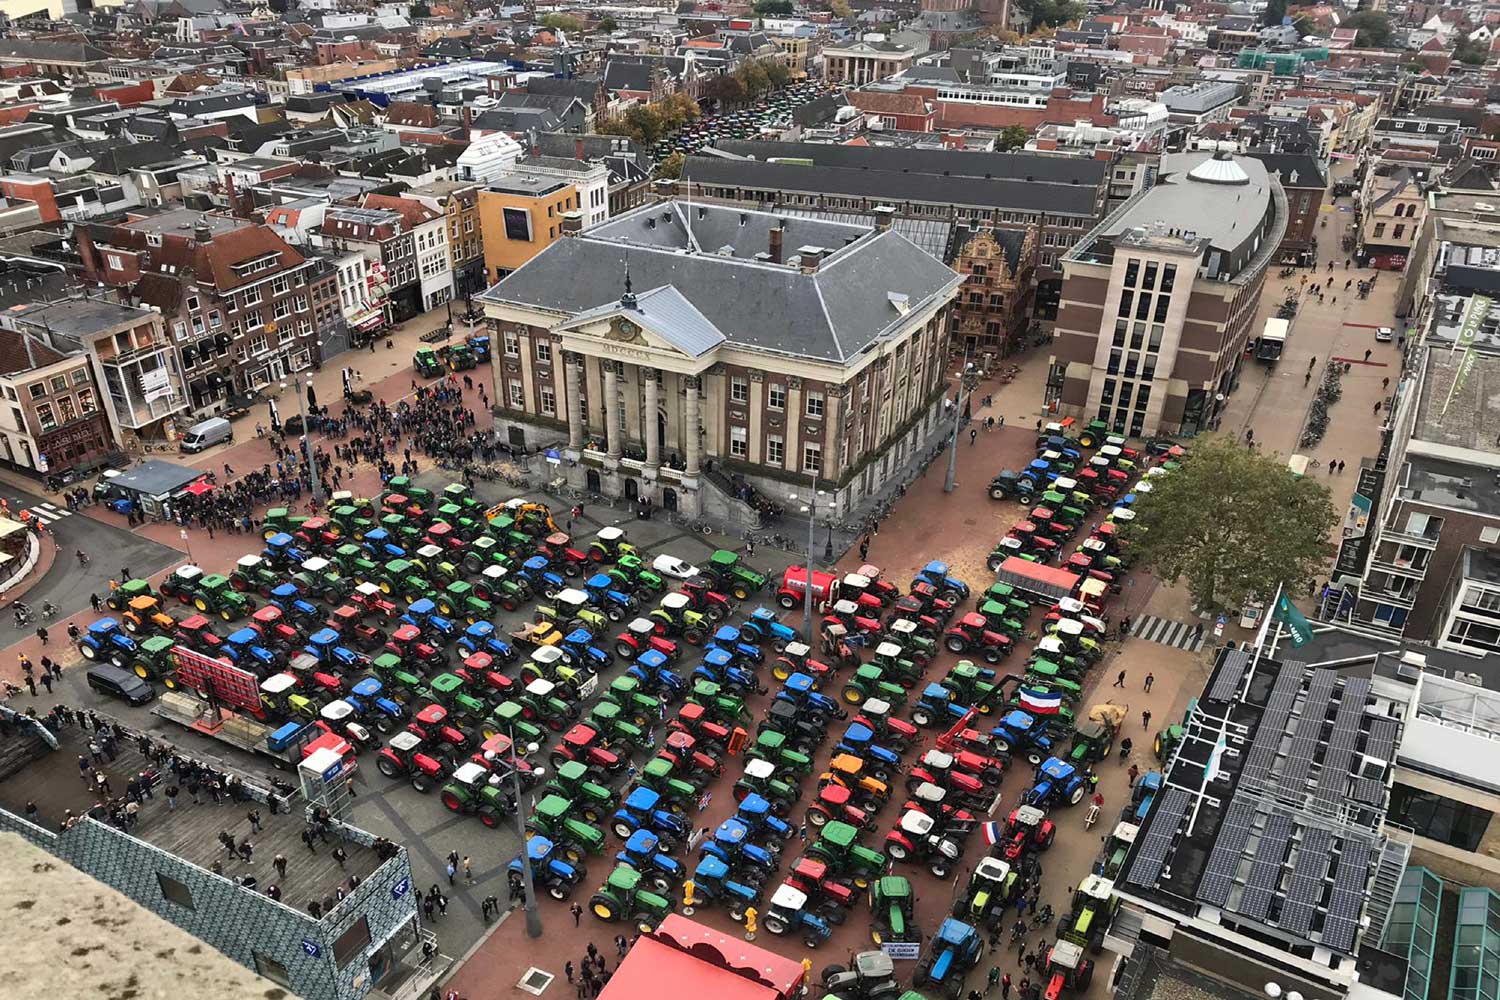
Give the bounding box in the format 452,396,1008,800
1366,717,1399,762
1351,777,1385,805
1279,828,1334,935
1237,813,1294,921
1207,649,1250,702
1280,671,1338,795
1124,786,1192,889
1242,662,1307,787
1316,678,1373,798
1322,840,1372,953
1196,799,1257,906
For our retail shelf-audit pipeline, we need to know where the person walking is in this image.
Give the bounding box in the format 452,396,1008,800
615,935,628,958
247,808,262,834
570,901,584,926
858,535,870,562
565,962,575,984
1112,669,1126,688
1001,973,1012,1000
1144,672,1154,692
274,854,288,879
463,855,474,885
1141,710,1152,732
333,846,348,869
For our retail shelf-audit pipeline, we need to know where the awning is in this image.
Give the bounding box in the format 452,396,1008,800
183,480,214,496
352,310,385,331
189,378,209,394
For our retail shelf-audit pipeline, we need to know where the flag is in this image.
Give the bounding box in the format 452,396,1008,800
1019,688,1063,715
1274,592,1314,648
981,821,1003,845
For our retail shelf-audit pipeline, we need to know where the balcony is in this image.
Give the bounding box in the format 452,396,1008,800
1379,528,1440,549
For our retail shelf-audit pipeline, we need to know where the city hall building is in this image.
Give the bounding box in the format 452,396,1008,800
477,200,964,520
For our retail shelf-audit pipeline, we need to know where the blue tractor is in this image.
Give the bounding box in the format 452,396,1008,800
401,598,459,642
457,621,519,663
509,835,586,900
833,723,902,780
268,583,321,623
913,561,969,604
610,787,690,849
221,627,283,672
627,648,688,701
303,627,369,673
1024,757,1089,809
735,792,793,843
516,555,566,596
990,710,1059,767
262,532,308,570
694,646,766,697
78,618,138,667
741,608,798,650
581,573,638,623
707,625,765,666
701,816,778,881
616,829,686,894
1129,771,1163,824
346,677,408,733
775,672,846,726
763,883,832,948
690,855,762,919
910,682,971,728
561,629,613,671
914,919,984,997
362,528,405,563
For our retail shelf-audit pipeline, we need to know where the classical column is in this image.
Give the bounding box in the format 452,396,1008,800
684,374,702,478
564,352,584,452
604,360,622,461
643,367,660,470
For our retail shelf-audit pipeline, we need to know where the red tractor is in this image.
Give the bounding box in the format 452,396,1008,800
771,640,838,683
384,623,449,673
294,516,339,551
776,565,838,613
537,532,590,578
404,704,473,760
376,730,453,793
350,581,400,621
326,604,387,652
854,564,902,604
250,604,303,648
548,723,626,773
666,701,732,753
454,651,520,702
853,698,919,753
678,579,732,621
903,749,995,808
655,729,722,784
470,732,541,789
821,600,881,639
615,617,679,662
785,856,857,913
998,804,1056,862
174,614,225,654
943,613,1015,663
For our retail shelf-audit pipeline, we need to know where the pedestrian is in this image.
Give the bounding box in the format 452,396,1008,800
23,674,34,697
1118,616,1131,638
565,962,575,984
89,593,102,613
858,535,870,562
1383,376,1390,390
587,943,599,962
970,427,978,446
238,840,254,864
333,846,348,869
1337,459,1346,474
436,892,447,917
1141,709,1152,732
34,625,47,645
798,823,808,842
1374,399,1382,414
274,853,288,879
571,901,583,926
615,935,628,958
1144,672,1154,692
1128,763,1140,786
1002,973,1012,1000
1112,669,1126,688
446,859,456,885
248,808,262,833
1363,349,1371,362
423,895,435,922
40,672,52,694
463,855,473,884
165,784,178,810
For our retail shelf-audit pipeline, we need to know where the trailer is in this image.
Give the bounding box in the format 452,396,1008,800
1255,317,1290,362
992,557,1080,606
153,691,356,771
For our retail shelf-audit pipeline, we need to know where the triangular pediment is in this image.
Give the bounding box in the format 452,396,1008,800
555,285,726,360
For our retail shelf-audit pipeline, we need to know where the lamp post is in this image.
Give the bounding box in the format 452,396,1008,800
282,364,324,505
943,344,978,494
508,730,544,939
789,482,827,645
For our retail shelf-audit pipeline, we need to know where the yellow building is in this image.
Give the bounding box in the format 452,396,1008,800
478,176,578,282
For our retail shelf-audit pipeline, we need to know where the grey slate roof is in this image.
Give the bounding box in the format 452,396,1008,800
708,139,1109,187
481,203,962,363
590,201,867,260
685,156,1100,216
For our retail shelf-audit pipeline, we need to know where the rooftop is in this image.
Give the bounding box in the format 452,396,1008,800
1409,330,1500,460
1,296,154,338
1119,647,1407,961
0,722,379,914
121,208,249,239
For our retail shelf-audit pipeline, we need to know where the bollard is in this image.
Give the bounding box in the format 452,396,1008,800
744,905,758,941
682,879,696,915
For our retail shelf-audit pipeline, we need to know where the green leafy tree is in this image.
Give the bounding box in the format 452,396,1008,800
1291,14,1322,37
1015,0,1082,31
656,152,685,179
409,1,431,17
1125,434,1338,613
705,73,747,104
1455,37,1490,65
829,0,851,16
540,13,585,33
753,0,793,13
735,60,771,97
1342,11,1392,48
763,59,791,88
1262,0,1286,27
998,124,1030,150
597,15,618,31
624,105,665,144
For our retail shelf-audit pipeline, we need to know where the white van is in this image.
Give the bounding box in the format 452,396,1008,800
179,417,232,453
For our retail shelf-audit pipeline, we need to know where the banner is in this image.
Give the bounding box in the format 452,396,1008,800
1442,295,1491,417
1274,592,1314,648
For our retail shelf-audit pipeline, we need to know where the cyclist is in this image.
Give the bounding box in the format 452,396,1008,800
76,549,89,566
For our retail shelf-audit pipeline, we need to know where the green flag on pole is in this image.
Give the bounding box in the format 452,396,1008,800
1275,592,1314,647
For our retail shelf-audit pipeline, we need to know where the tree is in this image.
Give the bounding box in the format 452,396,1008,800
829,0,851,17
656,152,685,180
1015,0,1082,31
1262,0,1286,27
540,13,585,33
1291,14,1322,37
735,60,771,98
409,1,430,17
597,15,618,31
704,73,747,104
753,0,793,13
1342,11,1392,48
1455,37,1490,65
997,124,1030,150
1125,434,1337,614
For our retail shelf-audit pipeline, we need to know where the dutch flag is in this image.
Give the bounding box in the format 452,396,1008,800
981,820,1003,845
1019,688,1063,716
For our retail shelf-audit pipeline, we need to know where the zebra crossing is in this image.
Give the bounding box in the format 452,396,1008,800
22,502,71,525
1128,614,1208,652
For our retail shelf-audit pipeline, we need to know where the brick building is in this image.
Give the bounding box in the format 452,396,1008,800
951,225,1038,357
0,326,112,475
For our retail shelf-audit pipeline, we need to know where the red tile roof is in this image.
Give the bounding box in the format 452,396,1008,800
0,327,66,377
194,226,307,293
360,193,440,228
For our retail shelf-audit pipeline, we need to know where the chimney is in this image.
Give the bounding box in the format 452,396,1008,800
654,178,678,198
797,245,826,273
768,225,784,264
574,138,585,161
75,225,101,283
194,220,212,243
561,211,583,236
872,205,896,232
224,171,239,219
462,104,473,136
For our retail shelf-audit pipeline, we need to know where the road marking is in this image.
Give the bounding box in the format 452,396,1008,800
25,502,71,524
1129,614,1206,652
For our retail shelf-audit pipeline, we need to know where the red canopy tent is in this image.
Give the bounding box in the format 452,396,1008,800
183,480,214,496
600,915,806,1000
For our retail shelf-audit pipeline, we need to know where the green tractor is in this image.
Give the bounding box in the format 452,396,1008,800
333,543,378,580
586,701,649,751
1057,875,1117,954
952,857,1020,929
608,553,665,593
870,876,921,947
485,700,547,745
701,549,767,601
526,794,606,862
292,556,346,603
1097,822,1138,879
840,663,908,707
191,574,252,621
437,580,492,623
106,578,156,613
130,635,181,687
601,675,663,727
1154,700,1197,761
588,864,673,929
519,678,582,731
231,555,281,597
806,820,887,889
414,346,444,378
439,761,512,827
422,673,490,728
543,760,616,824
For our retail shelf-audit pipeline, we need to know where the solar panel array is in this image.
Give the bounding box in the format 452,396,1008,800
1366,716,1399,763
1241,662,1306,788
1279,670,1338,796
1316,678,1372,800
1279,828,1334,935
1351,777,1386,805
1196,799,1257,906
1238,813,1294,921
1124,786,1192,889
1322,840,1371,953
1207,649,1251,702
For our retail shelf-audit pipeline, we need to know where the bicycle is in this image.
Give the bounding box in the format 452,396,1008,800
1306,458,1321,469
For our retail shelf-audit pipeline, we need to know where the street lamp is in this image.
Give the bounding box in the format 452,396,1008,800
281,365,324,505
788,483,827,644
507,730,545,939
944,344,979,494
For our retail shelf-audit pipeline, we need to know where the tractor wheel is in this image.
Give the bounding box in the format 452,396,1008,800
564,564,581,579
841,685,865,705
729,903,748,922
606,607,624,623
615,642,636,660
411,775,433,794
804,935,825,950
887,841,908,861
824,906,846,925
612,820,634,839
1069,784,1086,805
162,675,178,691
194,597,209,612
806,806,830,828
1076,963,1094,990
649,873,673,894
1026,752,1043,767
133,661,151,679
220,608,234,622
684,630,703,645
580,805,602,824
939,588,961,604
590,895,619,921
548,883,571,901
78,643,97,661
930,861,950,879
993,735,1012,753
944,635,967,654
776,594,798,610
478,807,501,828
440,791,463,812
982,766,1003,785
771,638,788,653
911,707,933,727
378,757,402,778
763,915,788,935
